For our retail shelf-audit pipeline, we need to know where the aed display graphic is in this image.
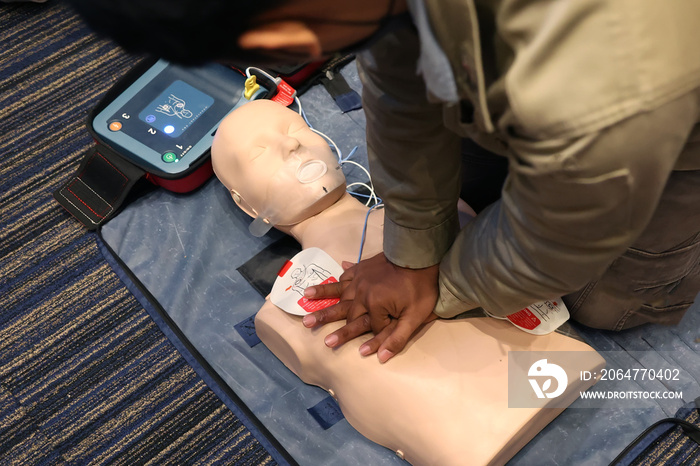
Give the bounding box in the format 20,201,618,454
138,80,214,138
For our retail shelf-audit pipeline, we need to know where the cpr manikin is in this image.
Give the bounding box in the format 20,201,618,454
212,100,605,466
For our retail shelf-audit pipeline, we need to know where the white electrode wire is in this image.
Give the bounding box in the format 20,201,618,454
246,66,304,116
300,107,313,126
310,128,343,162
340,159,373,187
288,98,379,209
346,182,379,206
348,191,383,205
340,146,358,162
245,66,275,82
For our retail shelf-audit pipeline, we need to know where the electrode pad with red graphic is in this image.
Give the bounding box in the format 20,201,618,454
270,247,344,316
505,299,570,335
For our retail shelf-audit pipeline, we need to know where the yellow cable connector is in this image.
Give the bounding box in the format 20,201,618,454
244,75,260,100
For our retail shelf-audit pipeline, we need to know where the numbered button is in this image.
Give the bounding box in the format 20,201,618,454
162,151,177,163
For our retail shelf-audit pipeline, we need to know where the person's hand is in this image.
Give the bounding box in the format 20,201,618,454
302,252,439,363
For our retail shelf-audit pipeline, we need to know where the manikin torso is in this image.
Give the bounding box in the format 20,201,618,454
211,100,605,466
256,194,602,466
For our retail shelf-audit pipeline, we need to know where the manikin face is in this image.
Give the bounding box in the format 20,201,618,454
212,100,346,235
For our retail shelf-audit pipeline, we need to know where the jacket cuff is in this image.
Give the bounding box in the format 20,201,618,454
434,275,479,318
383,213,460,269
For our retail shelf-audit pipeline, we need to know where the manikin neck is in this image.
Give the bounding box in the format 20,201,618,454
284,192,370,245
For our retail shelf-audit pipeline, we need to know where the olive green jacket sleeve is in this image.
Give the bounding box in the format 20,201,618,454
436,92,700,317
358,26,463,270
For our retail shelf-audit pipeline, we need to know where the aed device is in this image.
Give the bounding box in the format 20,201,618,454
54,58,250,229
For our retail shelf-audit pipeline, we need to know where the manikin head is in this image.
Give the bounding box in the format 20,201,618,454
211,99,346,236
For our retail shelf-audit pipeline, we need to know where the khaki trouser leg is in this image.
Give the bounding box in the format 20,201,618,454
565,167,700,330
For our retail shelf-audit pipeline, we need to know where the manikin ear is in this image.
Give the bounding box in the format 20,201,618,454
237,21,323,59
230,189,258,218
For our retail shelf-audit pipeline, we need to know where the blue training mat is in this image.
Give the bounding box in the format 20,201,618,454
99,62,700,466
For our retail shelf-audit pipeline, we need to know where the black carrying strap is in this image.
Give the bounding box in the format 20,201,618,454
54,145,145,230
609,396,700,465
320,70,362,113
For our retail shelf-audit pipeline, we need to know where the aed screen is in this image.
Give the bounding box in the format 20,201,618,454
105,63,244,163
138,80,214,138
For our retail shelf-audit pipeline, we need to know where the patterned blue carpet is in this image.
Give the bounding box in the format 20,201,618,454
0,2,275,464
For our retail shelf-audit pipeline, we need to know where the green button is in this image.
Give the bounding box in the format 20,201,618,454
162,152,177,163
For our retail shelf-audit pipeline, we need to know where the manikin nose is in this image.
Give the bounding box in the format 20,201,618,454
281,135,301,157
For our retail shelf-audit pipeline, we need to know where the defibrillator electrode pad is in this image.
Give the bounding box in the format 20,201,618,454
270,247,344,315
504,299,570,335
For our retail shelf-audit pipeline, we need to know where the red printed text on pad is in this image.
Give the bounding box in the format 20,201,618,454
297,277,340,312
507,308,541,330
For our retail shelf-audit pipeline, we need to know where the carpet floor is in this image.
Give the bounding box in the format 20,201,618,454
0,2,275,464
